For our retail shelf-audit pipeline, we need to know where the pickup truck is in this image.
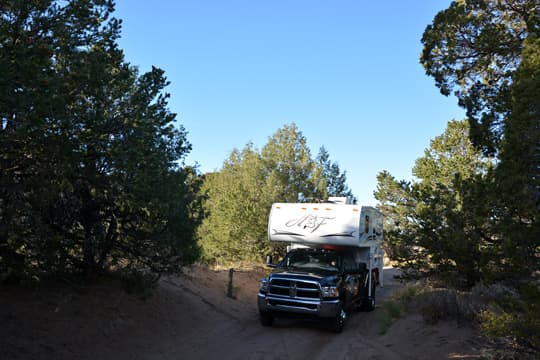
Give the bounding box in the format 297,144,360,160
258,246,378,332
257,198,383,332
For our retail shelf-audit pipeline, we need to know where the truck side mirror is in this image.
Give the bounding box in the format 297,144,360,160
266,255,277,268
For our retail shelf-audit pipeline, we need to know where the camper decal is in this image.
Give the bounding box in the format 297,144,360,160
321,232,355,238
285,214,335,233
271,230,304,237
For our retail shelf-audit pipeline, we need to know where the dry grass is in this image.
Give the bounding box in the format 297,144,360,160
385,278,539,359
403,281,520,325
377,282,428,334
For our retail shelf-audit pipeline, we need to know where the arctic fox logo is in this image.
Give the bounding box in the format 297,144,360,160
285,214,334,233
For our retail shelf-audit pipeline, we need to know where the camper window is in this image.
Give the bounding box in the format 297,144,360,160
284,251,339,272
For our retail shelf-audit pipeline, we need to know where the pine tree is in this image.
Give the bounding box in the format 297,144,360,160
494,36,540,280
375,120,494,285
199,124,355,263
0,0,203,281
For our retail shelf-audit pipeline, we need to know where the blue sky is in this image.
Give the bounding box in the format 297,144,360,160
114,0,464,205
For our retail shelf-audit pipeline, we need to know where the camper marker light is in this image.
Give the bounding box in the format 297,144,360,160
321,285,339,298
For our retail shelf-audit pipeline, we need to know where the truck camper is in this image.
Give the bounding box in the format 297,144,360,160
257,197,384,332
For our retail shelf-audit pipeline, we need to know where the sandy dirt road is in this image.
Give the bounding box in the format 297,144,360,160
0,266,483,360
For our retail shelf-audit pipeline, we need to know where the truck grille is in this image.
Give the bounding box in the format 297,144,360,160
268,279,320,299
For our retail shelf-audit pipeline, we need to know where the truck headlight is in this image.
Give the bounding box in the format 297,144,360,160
321,286,339,298
259,278,269,293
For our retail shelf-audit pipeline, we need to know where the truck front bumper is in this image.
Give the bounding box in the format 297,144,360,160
257,293,340,318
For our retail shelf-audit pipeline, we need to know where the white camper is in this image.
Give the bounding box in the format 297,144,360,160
258,198,384,332
267,200,384,285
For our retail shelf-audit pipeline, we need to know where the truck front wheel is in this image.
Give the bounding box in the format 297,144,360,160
329,304,346,333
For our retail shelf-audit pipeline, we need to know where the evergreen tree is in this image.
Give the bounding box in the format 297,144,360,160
0,0,203,281
316,146,354,201
421,0,539,155
261,123,319,202
421,0,539,283
375,120,494,285
198,144,271,263
494,36,540,280
199,124,355,263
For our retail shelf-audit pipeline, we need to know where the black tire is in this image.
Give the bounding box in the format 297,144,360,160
259,312,274,327
329,304,346,333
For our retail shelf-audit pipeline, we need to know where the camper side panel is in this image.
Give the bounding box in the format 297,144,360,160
358,206,384,244
268,203,361,246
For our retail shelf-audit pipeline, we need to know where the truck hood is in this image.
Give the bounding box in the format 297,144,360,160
270,267,339,284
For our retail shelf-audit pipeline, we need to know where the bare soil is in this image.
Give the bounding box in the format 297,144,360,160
0,267,486,359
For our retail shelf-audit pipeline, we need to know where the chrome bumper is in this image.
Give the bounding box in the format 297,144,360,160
257,293,340,318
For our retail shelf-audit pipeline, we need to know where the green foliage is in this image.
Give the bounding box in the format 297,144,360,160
392,282,427,303
260,123,321,203
395,6,537,336
419,0,539,284
492,36,540,280
479,284,540,352
386,3,540,356
117,267,160,300
198,144,272,263
479,309,514,338
315,146,355,201
421,0,539,281
0,0,203,282
377,283,429,334
376,120,494,286
421,0,538,155
199,123,355,264
382,280,539,358
377,300,403,334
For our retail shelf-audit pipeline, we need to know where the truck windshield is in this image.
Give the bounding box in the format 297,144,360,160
283,251,339,272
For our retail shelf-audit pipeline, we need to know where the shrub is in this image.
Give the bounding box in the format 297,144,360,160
478,284,540,352
377,300,404,334
117,268,160,300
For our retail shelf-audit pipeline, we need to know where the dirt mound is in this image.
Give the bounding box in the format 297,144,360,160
0,267,484,359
